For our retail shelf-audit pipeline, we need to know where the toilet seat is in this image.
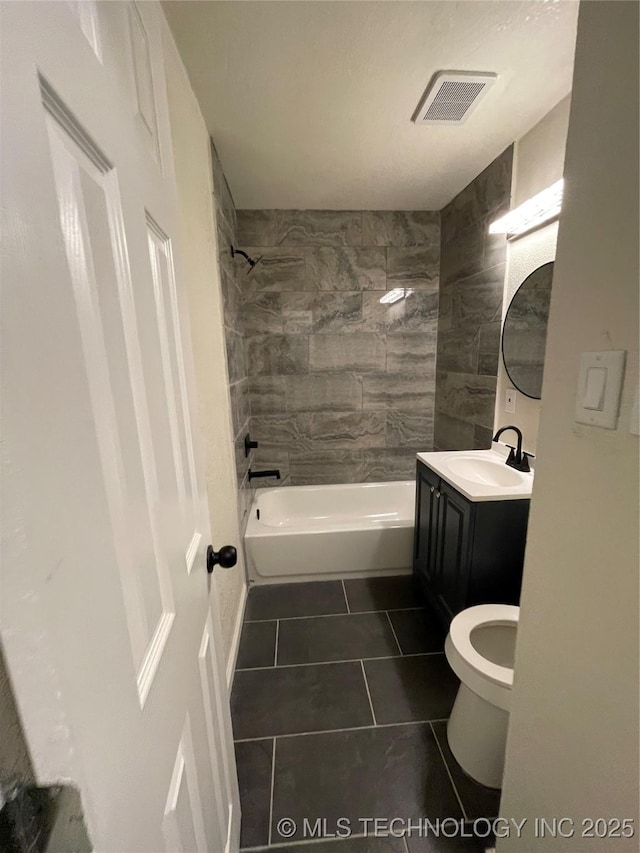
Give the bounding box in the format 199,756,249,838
445,604,519,711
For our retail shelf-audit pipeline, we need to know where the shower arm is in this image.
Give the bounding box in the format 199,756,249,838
230,245,259,268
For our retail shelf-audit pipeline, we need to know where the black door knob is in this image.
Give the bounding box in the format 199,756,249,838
207,544,237,574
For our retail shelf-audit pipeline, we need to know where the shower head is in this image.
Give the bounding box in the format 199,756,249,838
246,255,263,274
230,245,263,272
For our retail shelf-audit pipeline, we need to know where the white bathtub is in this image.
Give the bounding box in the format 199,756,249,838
244,480,416,583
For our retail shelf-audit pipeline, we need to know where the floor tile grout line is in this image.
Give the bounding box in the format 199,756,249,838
233,718,451,745
236,651,445,672
341,578,350,613
429,720,468,824
360,659,377,726
241,831,400,852
385,610,404,656
244,606,425,623
274,619,280,667
267,737,276,847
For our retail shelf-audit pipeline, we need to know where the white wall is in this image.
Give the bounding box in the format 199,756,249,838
512,96,572,209
494,97,571,453
162,20,247,676
499,3,639,850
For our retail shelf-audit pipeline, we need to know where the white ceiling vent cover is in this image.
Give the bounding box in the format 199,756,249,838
413,71,497,125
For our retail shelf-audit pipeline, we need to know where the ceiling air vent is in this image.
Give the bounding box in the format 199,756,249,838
413,71,497,125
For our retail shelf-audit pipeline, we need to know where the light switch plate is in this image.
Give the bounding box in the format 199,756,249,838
575,350,626,429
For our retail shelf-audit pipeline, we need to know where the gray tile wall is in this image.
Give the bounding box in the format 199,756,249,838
434,147,513,451
211,141,253,520
237,210,440,486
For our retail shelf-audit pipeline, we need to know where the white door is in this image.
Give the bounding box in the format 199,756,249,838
0,2,239,850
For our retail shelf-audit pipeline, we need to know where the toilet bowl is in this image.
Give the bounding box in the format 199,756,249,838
445,604,519,789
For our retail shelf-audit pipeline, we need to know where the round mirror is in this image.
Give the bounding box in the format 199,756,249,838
502,262,554,399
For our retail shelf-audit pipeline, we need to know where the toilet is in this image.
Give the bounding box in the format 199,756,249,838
445,604,519,789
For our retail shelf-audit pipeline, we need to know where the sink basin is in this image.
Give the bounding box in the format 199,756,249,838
445,454,526,487
416,448,534,502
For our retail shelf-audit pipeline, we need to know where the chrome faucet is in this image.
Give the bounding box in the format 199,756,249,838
492,425,534,473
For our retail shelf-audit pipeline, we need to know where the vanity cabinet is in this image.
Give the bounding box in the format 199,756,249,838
414,459,530,628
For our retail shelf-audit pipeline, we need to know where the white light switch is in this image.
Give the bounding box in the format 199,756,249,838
505,388,516,414
583,367,607,410
575,350,626,429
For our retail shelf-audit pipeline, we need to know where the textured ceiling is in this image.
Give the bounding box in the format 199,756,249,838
163,0,578,210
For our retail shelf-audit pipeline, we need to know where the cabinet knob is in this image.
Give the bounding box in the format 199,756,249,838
430,486,435,493
435,490,441,499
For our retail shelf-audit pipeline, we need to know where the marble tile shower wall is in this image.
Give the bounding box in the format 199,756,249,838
210,142,253,522
434,147,513,451
236,210,440,486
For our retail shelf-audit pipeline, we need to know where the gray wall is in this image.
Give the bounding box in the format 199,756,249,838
434,147,513,451
210,142,253,516
236,210,440,485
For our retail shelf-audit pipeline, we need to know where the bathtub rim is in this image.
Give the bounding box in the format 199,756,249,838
245,479,416,539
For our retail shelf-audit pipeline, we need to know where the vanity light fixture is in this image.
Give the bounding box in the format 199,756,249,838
489,178,564,238
379,288,413,305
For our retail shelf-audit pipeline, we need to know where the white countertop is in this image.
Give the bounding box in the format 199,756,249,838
416,445,534,502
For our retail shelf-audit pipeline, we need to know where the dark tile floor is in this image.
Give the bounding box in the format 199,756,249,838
231,576,500,852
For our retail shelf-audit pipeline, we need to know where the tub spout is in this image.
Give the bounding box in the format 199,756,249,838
248,469,281,481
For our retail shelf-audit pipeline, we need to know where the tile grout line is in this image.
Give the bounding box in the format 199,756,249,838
267,737,276,847
234,718,450,743
242,831,401,852
236,651,445,672
341,579,350,613
274,619,280,667
360,659,377,726
429,721,468,823
385,610,404,656
244,606,424,623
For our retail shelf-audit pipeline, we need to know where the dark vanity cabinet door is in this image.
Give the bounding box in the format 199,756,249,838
432,481,473,621
413,462,440,586
413,460,529,629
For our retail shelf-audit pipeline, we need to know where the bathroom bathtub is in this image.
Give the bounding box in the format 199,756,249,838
244,480,416,583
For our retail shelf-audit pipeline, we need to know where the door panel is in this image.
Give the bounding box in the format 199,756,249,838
127,1,161,164
163,717,208,853
145,216,200,525
414,463,440,585
1,2,239,849
435,483,473,619
45,76,180,702
199,615,237,851
45,92,160,671
67,0,102,60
